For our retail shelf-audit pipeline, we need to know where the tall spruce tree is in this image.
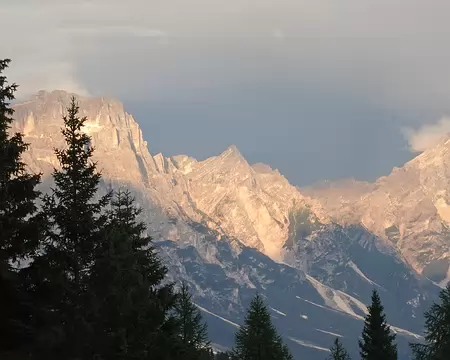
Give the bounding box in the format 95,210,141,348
231,294,293,360
410,284,450,360
328,338,351,360
0,59,42,358
27,97,110,359
88,189,180,360
174,282,211,360
359,289,397,360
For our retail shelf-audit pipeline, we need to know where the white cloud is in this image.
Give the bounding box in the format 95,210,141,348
5,0,450,182
0,0,167,98
9,61,90,99
403,117,450,153
2,0,450,115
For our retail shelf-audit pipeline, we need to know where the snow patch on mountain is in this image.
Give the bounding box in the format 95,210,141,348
306,275,367,319
315,329,343,338
390,326,423,340
270,307,287,316
348,261,381,288
296,296,330,311
288,337,330,352
195,303,240,329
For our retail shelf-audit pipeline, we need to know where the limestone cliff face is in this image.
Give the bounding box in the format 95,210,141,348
304,142,450,284
11,90,308,260
10,91,445,359
12,90,157,185
193,148,308,258
11,90,449,283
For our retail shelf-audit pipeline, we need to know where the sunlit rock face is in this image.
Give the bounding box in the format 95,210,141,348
14,91,449,284
303,140,450,286
10,90,445,359
12,90,309,260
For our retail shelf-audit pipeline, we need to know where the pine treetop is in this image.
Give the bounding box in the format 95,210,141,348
0,59,15,135
328,338,351,360
51,96,109,218
411,284,450,360
176,283,210,347
41,97,110,283
359,290,397,360
26,97,111,359
231,293,292,360
0,58,41,261
87,189,179,360
173,282,211,360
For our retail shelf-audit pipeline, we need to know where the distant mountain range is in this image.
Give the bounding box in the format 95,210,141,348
11,90,449,359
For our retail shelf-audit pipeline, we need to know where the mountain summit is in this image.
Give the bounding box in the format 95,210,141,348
304,138,450,286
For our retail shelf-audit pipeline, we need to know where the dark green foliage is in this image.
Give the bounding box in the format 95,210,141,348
0,59,42,358
198,347,215,360
174,282,211,359
328,338,351,360
231,294,293,360
0,59,42,261
89,189,180,360
359,290,397,360
215,352,231,360
410,284,450,360
25,97,110,359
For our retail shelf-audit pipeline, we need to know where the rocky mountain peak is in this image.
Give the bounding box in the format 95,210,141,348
11,91,313,262
11,90,449,284
306,142,450,284
15,90,137,135
221,144,244,159
187,145,251,185
12,90,158,186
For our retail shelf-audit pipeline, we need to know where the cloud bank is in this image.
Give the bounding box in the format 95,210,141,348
2,0,450,112
404,117,450,153
2,0,450,183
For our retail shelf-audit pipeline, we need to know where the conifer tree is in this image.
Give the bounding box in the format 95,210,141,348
27,97,110,359
328,338,351,360
231,294,293,360
359,289,397,360
410,284,450,360
88,189,180,360
0,59,42,358
215,352,231,360
174,282,211,359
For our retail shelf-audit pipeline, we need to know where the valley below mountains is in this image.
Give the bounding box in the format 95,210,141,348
11,90,450,359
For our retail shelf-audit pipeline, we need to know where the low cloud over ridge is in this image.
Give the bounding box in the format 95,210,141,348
403,117,450,153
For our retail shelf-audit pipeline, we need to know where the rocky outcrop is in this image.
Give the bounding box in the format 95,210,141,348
303,142,450,285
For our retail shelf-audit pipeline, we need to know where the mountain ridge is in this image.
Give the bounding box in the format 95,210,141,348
12,90,446,282
9,90,445,359
303,138,450,285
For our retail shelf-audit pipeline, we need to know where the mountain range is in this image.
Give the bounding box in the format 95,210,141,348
10,90,449,359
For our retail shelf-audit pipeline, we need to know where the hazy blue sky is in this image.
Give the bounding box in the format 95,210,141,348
3,0,450,185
